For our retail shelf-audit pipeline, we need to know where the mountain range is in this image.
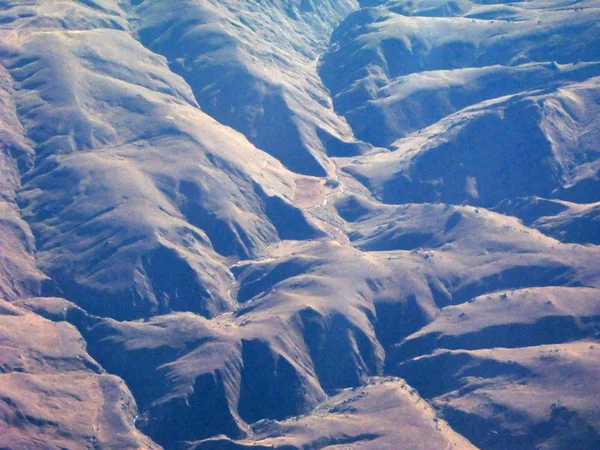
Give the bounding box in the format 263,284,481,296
1,0,599,449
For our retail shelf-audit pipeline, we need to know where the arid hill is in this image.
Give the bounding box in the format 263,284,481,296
1,0,599,449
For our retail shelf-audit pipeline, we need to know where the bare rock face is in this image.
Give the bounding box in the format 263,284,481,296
1,0,600,449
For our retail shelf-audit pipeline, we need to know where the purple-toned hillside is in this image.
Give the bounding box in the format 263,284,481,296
1,1,599,448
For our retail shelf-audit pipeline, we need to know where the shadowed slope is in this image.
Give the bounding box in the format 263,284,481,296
0,0,599,449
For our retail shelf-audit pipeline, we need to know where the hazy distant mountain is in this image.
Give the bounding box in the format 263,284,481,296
1,1,599,449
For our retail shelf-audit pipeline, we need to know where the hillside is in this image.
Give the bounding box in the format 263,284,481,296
1,0,599,449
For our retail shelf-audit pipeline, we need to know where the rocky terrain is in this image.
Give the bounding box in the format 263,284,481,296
0,0,599,449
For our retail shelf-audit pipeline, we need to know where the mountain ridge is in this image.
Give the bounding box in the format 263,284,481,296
1,0,599,448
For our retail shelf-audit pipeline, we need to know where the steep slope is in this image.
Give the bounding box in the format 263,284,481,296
0,0,599,449
321,0,600,146
1,0,323,320
394,343,600,449
0,65,46,301
343,80,600,207
495,197,600,245
327,0,600,205
0,300,158,449
191,377,477,449
128,0,369,176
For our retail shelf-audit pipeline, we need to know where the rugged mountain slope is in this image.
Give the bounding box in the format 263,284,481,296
0,299,158,449
329,0,600,207
0,65,46,302
132,0,367,176
0,0,599,449
2,0,325,320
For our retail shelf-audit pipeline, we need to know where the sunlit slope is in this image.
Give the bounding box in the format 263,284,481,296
0,299,159,449
322,0,600,211
131,0,368,176
1,0,322,320
0,0,599,449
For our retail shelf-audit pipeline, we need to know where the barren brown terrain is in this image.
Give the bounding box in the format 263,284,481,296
0,0,599,449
